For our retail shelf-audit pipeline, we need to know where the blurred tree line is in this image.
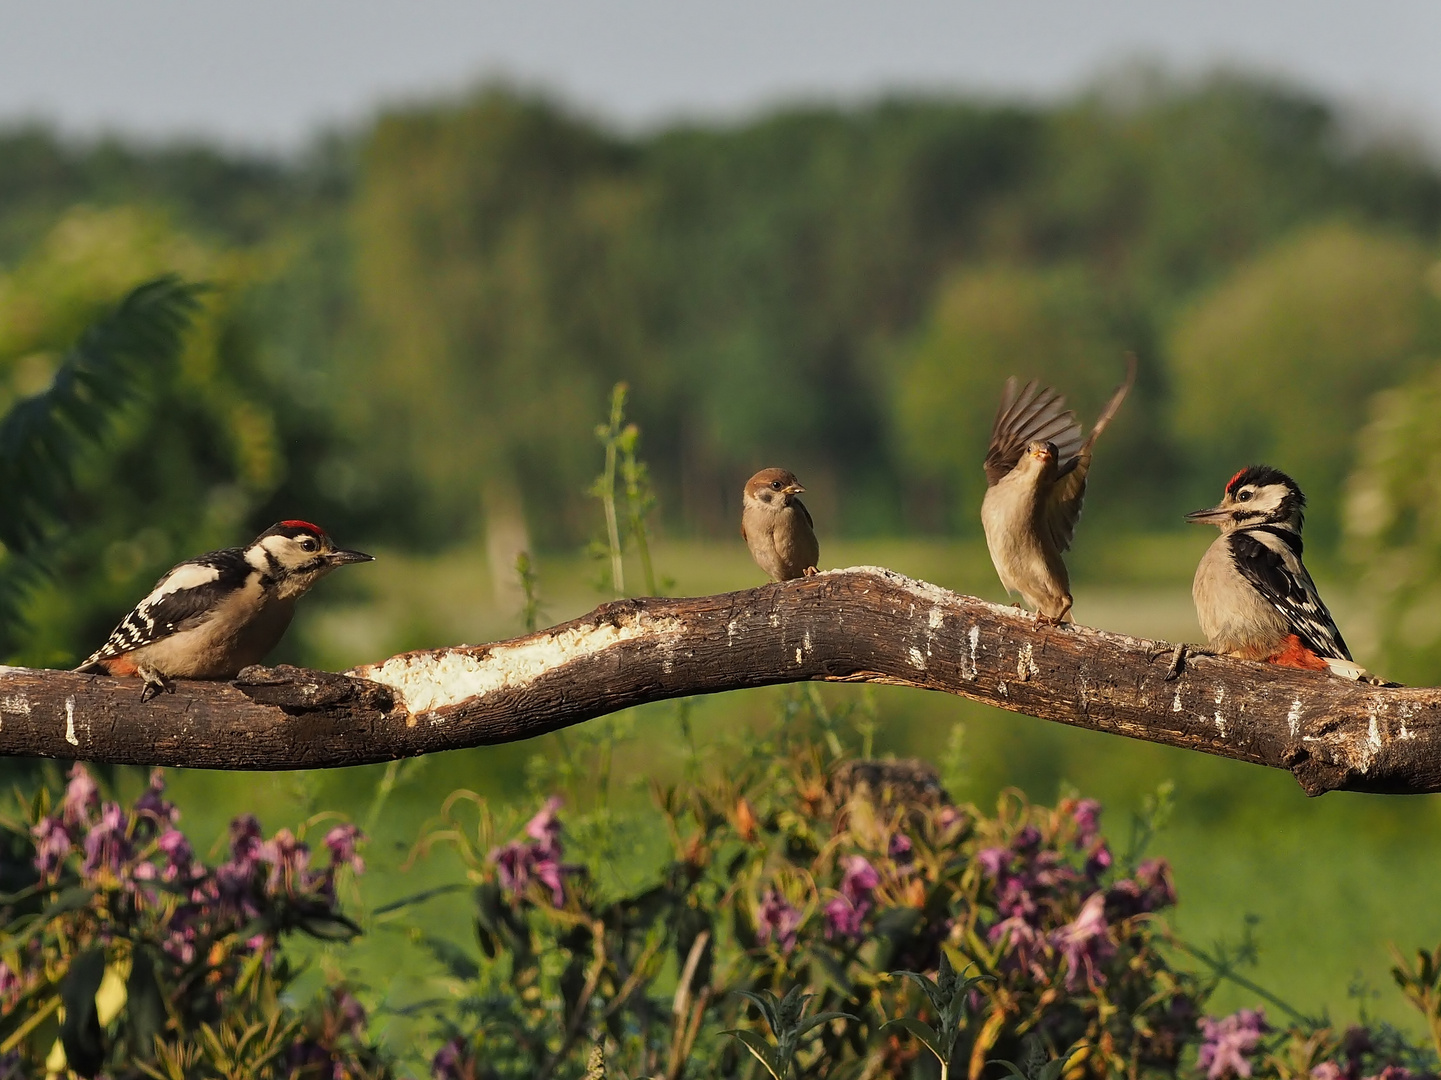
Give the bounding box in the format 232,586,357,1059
6,71,1441,674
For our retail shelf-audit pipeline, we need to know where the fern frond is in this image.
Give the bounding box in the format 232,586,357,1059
0,274,203,650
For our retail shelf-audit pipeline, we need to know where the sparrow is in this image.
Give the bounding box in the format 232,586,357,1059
742,468,819,582
980,356,1136,623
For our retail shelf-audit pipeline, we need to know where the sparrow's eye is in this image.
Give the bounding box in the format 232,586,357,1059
299,537,319,553
771,480,782,490
1237,490,1252,503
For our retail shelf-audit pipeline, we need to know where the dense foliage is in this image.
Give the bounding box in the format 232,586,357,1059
5,723,1441,1079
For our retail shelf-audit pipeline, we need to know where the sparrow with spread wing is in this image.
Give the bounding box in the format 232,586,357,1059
980,356,1136,623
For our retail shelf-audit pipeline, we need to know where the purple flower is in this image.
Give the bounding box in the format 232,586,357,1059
1198,1009,1269,1080
82,801,131,877
1012,825,1042,852
0,1051,21,1080
216,814,265,917
1312,1066,1344,1080
31,816,71,878
490,799,571,907
823,895,866,940
334,987,367,1038
888,832,914,865
840,855,879,902
132,769,177,838
988,915,1047,979
433,1036,472,1080
1084,842,1113,879
1369,1068,1416,1080
1072,799,1102,845
157,828,196,882
756,889,801,954
525,797,563,851
260,828,311,895
324,824,366,876
935,806,965,834
1136,859,1177,910
995,875,1037,920
1051,891,1116,990
824,857,879,941
0,961,19,1003
62,763,99,829
977,846,1009,878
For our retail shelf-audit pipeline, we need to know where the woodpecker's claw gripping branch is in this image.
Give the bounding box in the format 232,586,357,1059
0,567,1434,796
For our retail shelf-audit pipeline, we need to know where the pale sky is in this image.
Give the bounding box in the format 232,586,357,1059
2,1,1438,153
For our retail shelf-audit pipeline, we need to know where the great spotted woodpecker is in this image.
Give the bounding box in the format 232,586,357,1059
980,356,1136,623
1179,466,1378,681
76,520,373,700
742,468,819,582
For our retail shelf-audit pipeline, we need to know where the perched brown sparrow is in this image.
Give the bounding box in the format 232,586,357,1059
742,468,819,582
980,357,1135,623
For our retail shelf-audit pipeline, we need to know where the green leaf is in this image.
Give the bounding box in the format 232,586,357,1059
723,1028,784,1080
42,886,96,919
989,1058,1031,1080
795,1010,859,1038
59,947,107,1078
124,946,166,1059
371,883,468,917
891,969,946,1016
883,1017,946,1063
734,988,783,1034
421,935,480,982
297,911,363,941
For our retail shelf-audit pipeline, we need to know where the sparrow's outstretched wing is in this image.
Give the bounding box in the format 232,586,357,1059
983,378,1083,487
1041,354,1136,553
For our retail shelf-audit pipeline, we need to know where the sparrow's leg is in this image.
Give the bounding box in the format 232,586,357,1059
803,565,818,577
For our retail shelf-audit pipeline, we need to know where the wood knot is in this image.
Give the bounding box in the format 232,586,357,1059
1280,742,1350,797
234,665,394,713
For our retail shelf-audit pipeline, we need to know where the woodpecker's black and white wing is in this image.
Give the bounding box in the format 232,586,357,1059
76,549,252,670
1228,527,1351,661
1040,355,1136,554
983,379,1084,487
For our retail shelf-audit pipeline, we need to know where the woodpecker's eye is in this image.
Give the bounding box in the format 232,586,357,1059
771,480,782,490
1237,490,1252,502
299,537,318,553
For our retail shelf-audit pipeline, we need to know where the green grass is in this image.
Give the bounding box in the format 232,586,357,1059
126,533,1437,1045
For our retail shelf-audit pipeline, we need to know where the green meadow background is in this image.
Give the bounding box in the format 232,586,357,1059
7,69,1441,1038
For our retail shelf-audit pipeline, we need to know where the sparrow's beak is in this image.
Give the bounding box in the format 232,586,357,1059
328,548,375,565
1184,505,1230,526
783,483,805,495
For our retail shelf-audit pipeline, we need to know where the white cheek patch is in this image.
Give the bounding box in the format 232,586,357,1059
1248,487,1285,514
151,563,221,599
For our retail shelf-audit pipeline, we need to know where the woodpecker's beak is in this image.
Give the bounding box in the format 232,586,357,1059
328,548,375,565
1185,505,1230,526
783,483,805,495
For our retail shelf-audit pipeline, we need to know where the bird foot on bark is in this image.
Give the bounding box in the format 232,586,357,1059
1157,642,1216,681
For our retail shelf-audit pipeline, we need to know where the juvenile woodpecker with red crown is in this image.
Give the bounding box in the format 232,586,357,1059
980,356,1135,624
76,520,373,700
1181,466,1380,681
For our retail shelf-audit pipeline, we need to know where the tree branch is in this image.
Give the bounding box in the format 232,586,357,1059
0,567,1434,795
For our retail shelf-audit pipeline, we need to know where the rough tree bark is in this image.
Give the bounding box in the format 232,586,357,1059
0,567,1433,796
